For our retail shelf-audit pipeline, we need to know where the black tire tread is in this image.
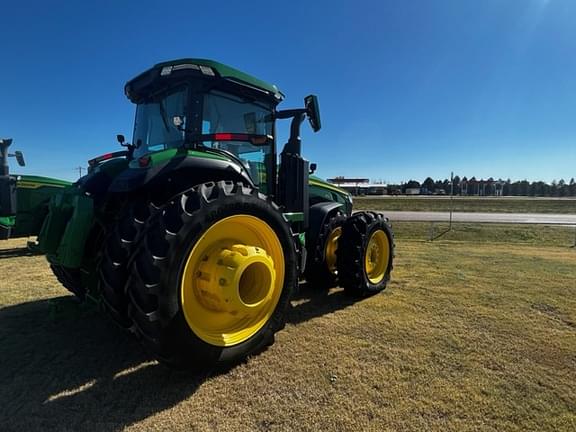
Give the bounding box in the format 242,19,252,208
336,211,395,297
126,180,298,369
304,211,347,289
50,264,85,300
97,200,151,328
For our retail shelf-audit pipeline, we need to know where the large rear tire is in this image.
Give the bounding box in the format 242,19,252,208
337,211,394,297
98,200,152,328
50,264,84,300
126,181,298,370
304,211,346,289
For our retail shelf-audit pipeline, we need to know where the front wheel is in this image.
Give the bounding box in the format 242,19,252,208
337,211,394,297
126,181,298,370
304,211,347,289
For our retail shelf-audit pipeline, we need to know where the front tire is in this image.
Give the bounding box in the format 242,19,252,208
337,211,394,297
304,211,346,289
126,181,298,369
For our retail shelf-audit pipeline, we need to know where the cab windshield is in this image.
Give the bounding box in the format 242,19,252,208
132,86,187,158
202,90,274,188
132,86,274,191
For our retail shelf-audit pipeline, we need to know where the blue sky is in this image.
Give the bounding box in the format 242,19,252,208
1,0,574,183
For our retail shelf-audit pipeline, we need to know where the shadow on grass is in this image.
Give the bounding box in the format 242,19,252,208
0,285,357,431
0,297,207,431
288,282,356,325
0,247,37,259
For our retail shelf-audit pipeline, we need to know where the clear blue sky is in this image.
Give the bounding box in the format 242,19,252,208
1,0,574,183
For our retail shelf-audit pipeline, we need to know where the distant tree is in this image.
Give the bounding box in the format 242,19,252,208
486,177,494,196
405,179,421,189
551,180,558,197
442,179,450,193
532,181,546,196
528,181,537,197
422,177,435,193
396,176,576,197
558,179,567,197
477,178,484,196
460,176,468,195
469,177,478,195
453,175,461,195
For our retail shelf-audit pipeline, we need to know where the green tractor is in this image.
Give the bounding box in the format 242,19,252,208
0,139,72,241
0,59,394,369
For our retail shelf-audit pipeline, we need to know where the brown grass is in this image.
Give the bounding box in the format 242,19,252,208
0,234,575,431
354,196,576,214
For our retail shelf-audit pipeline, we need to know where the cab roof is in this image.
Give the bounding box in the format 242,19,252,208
125,58,284,103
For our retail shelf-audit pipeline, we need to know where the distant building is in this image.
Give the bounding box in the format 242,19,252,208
405,188,421,195
327,177,387,196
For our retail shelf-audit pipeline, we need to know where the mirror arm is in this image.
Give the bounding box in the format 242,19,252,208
275,108,306,120
282,112,306,156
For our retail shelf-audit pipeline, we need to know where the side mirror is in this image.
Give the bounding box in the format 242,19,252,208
304,95,322,132
116,134,125,145
14,151,25,167
309,163,317,174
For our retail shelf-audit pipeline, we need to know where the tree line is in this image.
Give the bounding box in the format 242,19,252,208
389,176,576,197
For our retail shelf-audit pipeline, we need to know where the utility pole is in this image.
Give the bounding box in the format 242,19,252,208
449,171,454,231
430,171,455,241
76,166,84,179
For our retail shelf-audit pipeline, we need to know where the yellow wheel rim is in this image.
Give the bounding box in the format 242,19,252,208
364,230,390,284
180,215,284,347
324,226,342,274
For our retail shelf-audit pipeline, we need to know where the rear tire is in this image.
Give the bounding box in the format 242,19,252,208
50,265,84,300
98,200,152,328
126,181,298,370
304,211,346,289
337,211,394,297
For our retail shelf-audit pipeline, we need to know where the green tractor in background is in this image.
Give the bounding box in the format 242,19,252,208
0,59,394,370
0,139,72,240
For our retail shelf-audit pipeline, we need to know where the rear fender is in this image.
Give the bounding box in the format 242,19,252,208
306,202,344,254
108,154,255,198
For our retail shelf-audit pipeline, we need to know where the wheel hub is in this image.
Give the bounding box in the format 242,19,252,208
325,226,342,274
364,230,389,284
180,214,285,347
195,244,275,315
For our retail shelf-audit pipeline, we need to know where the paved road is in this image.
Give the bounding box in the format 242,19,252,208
375,211,576,225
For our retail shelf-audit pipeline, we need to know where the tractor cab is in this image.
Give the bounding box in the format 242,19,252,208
122,59,320,229
124,60,283,192
130,80,275,192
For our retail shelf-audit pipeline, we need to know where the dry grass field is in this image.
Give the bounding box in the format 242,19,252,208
1,226,575,431
354,196,576,214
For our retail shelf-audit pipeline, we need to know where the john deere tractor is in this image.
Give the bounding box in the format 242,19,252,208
0,139,72,241
0,59,394,369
